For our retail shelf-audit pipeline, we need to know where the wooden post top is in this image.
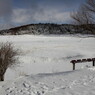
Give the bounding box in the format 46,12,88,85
70,58,95,64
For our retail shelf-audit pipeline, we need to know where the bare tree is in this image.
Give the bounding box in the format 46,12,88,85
0,42,20,81
84,0,95,13
71,7,91,25
71,0,95,34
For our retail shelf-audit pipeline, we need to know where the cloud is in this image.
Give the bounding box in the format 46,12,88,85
11,0,44,24
0,0,12,19
11,7,44,24
10,0,76,24
11,8,71,24
33,9,72,23
0,0,84,25
11,9,31,24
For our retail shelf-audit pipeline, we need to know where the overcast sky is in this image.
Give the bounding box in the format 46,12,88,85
0,0,86,26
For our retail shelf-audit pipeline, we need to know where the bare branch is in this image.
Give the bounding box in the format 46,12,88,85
0,42,20,81
71,0,95,34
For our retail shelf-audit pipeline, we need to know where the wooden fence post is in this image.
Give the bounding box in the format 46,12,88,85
72,63,75,70
93,60,95,66
71,58,95,70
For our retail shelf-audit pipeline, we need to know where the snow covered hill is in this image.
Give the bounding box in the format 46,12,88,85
0,23,95,35
0,67,95,95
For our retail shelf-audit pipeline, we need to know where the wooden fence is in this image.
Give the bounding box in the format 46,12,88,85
70,58,95,70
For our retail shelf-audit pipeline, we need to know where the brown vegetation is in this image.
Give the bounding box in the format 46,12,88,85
0,42,20,81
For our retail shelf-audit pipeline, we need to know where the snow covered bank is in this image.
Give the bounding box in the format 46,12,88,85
0,67,95,95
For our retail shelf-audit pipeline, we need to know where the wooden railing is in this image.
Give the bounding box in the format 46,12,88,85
70,58,95,70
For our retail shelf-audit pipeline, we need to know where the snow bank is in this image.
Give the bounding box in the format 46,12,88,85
0,67,95,95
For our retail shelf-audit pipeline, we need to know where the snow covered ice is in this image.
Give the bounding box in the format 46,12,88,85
0,34,95,95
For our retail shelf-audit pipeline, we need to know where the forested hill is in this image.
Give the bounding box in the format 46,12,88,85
0,23,95,35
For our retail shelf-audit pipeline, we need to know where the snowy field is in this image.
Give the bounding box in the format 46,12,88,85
0,34,95,95
0,35,94,80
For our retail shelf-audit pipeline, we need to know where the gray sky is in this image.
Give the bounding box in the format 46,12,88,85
0,0,86,26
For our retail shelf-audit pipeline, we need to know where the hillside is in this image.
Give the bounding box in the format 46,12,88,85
0,23,95,35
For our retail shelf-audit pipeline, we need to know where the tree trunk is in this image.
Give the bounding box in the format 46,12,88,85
0,74,4,81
